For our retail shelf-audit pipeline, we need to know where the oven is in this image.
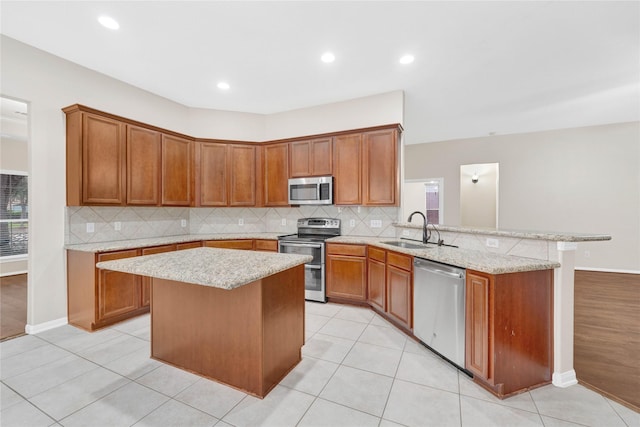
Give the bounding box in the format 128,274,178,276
278,218,341,302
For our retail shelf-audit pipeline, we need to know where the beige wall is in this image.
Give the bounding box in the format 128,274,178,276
405,122,640,270
460,163,498,228
0,137,28,172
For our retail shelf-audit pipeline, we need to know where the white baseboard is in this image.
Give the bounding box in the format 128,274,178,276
552,370,578,388
25,317,68,335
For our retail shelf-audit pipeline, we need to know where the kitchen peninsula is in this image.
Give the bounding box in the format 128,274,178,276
96,247,312,398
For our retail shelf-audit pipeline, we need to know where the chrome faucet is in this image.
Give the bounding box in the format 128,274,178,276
408,211,431,244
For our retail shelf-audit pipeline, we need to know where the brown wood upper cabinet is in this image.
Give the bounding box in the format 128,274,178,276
162,134,193,206
127,125,161,205
262,143,289,206
333,127,399,206
197,142,256,207
289,138,333,177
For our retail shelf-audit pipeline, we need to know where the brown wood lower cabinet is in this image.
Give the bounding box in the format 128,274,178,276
204,239,255,250
367,247,386,311
140,245,177,307
254,239,278,252
326,243,367,302
68,249,149,331
465,269,553,398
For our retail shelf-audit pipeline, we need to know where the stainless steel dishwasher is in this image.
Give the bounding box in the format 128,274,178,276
413,258,466,369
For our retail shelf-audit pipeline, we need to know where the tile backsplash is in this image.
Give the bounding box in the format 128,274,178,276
65,206,400,244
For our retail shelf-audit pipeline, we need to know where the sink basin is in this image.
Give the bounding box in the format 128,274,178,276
381,241,430,250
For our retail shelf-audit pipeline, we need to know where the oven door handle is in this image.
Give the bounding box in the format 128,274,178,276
305,264,322,270
279,242,323,249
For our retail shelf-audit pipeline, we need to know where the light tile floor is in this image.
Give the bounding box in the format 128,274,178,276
1,302,638,427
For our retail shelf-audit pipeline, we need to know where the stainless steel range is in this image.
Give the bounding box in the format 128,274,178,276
278,218,341,302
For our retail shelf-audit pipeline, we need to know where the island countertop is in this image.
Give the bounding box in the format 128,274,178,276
96,247,313,290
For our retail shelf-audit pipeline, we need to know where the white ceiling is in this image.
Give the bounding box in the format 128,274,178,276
1,1,639,144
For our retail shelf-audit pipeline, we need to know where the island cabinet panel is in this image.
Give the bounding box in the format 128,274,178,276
229,144,257,206
326,243,367,302
127,125,161,205
362,129,398,206
161,134,193,206
204,240,255,250
367,247,386,312
140,244,176,307
197,142,228,206
333,134,362,205
385,251,413,329
465,269,553,398
81,113,127,205
263,143,289,206
289,138,333,177
176,241,202,251
68,249,150,331
150,265,305,397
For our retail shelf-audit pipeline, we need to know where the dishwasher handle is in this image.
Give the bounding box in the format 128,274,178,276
414,258,465,279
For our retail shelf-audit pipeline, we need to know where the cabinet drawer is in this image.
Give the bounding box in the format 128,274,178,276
204,240,254,250
254,239,278,252
327,243,366,257
176,241,202,250
141,244,176,255
368,246,386,262
97,249,140,262
387,251,412,271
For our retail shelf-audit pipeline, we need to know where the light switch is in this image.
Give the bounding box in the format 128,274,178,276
486,238,499,248
370,220,382,228
114,221,121,231
86,222,95,233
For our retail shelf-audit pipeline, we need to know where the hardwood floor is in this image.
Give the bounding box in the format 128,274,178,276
1,273,27,341
574,270,640,412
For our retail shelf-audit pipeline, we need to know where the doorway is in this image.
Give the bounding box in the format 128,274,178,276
0,96,29,340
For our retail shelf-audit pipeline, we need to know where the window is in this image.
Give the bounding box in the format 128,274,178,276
1,172,28,257
425,181,441,224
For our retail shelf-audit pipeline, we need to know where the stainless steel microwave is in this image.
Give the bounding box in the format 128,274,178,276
288,176,333,205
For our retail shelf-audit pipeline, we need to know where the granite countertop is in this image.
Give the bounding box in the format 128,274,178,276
65,233,284,253
96,247,312,290
394,222,611,242
327,236,560,274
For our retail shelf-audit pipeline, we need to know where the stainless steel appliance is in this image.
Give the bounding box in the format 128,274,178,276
413,258,466,369
288,176,333,205
278,218,341,302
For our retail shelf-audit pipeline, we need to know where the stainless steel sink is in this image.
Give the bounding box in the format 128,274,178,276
381,240,430,250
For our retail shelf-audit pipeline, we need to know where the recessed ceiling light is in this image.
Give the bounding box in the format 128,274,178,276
98,15,119,30
321,52,335,63
399,54,415,65
217,82,230,90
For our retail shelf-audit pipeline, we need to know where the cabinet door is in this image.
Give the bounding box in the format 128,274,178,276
229,145,256,206
140,245,176,307
162,135,193,206
333,134,362,205
326,254,367,301
82,113,126,204
127,125,161,205
176,241,202,250
97,250,140,321
289,140,311,177
310,138,333,176
199,142,228,206
386,265,412,329
263,143,289,206
363,129,398,206
465,272,492,381
367,258,386,311
254,239,278,252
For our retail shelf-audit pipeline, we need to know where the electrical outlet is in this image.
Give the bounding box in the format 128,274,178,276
357,206,361,213
181,219,187,228
486,238,499,248
402,230,410,236
114,221,121,231
281,218,287,226
86,222,95,233
349,219,355,227
370,220,382,228
238,218,244,226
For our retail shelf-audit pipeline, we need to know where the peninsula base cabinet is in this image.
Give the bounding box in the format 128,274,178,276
465,269,553,398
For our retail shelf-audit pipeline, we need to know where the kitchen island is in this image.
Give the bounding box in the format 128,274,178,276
96,247,312,398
